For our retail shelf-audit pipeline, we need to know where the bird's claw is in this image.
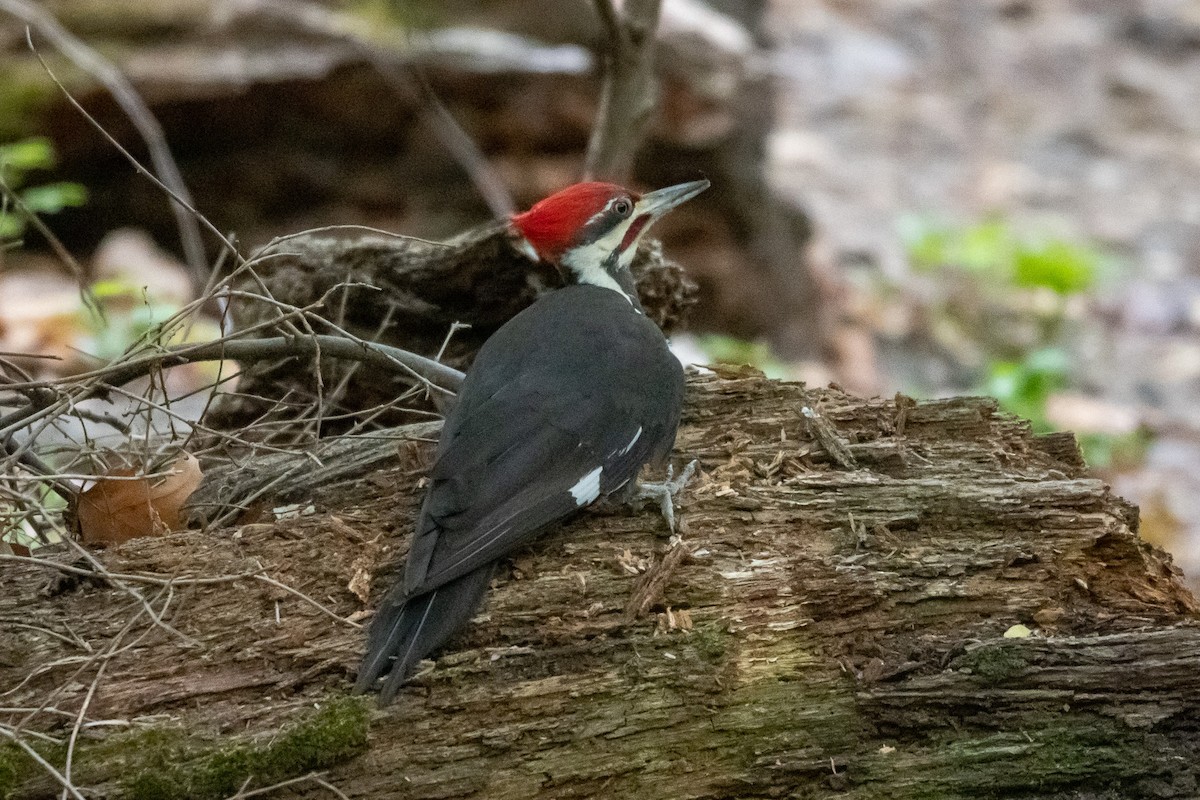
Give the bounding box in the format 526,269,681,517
630,459,697,533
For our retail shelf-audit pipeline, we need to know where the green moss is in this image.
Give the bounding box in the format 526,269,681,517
0,744,31,800
689,622,730,665
955,642,1028,683
852,718,1157,799
119,696,370,800
2,697,369,798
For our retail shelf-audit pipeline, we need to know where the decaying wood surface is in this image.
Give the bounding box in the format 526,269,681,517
5,371,1199,799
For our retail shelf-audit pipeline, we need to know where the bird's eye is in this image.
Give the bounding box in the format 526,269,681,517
613,199,632,216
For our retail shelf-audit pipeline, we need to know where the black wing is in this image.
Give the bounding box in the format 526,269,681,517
357,286,683,700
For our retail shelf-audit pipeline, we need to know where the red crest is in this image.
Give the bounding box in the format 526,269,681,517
511,182,635,262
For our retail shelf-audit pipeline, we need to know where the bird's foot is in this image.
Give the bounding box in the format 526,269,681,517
628,459,697,533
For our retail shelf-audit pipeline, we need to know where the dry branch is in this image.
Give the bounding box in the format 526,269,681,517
2,0,208,287
585,0,664,182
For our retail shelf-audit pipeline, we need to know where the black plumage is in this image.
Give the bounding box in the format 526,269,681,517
356,284,684,703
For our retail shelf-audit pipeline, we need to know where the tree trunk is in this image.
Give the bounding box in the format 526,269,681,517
5,371,1198,799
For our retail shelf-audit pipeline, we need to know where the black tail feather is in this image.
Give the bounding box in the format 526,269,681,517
354,563,495,705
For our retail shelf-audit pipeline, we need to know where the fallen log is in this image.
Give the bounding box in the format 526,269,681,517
5,371,1198,799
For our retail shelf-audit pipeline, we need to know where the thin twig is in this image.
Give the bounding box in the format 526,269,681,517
412,71,515,218
434,321,472,363
12,584,171,729
253,572,362,629
0,722,61,744
222,771,348,800
22,32,244,271
261,224,450,250
60,658,106,799
62,538,199,646
0,334,463,439
311,775,353,800
3,1,208,285
0,553,246,586
0,172,98,317
0,554,361,627
593,0,621,36
146,334,459,394
224,0,515,219
2,433,77,501
7,623,92,652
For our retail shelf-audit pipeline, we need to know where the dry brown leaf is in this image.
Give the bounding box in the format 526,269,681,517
150,453,203,530
0,541,31,557
77,453,203,545
77,466,159,545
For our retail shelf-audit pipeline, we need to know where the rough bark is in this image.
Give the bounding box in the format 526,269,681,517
4,371,1199,799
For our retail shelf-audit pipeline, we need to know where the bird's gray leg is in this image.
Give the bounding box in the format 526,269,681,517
621,460,697,533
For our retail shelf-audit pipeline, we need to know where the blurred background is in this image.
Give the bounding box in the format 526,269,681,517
2,0,1198,588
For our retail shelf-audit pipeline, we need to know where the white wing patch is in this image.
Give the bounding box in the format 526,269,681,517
569,466,604,506
615,426,642,457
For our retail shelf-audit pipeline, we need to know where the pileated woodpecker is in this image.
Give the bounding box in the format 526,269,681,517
356,178,709,704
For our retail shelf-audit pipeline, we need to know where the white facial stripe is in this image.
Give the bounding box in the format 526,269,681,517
584,207,609,229
569,466,603,506
561,244,630,300
561,214,643,303
617,239,638,272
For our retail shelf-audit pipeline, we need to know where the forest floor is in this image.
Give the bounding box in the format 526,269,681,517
767,0,1200,588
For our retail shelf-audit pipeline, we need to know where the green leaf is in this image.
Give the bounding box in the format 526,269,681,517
19,182,88,214
898,216,950,271
981,348,1071,432
956,219,1012,274
983,360,1023,405
1078,430,1151,471
695,334,789,379
1013,240,1098,294
0,211,24,238
901,217,1016,278
0,136,56,179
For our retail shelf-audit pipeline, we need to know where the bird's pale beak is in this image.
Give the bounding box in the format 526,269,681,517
634,179,711,218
